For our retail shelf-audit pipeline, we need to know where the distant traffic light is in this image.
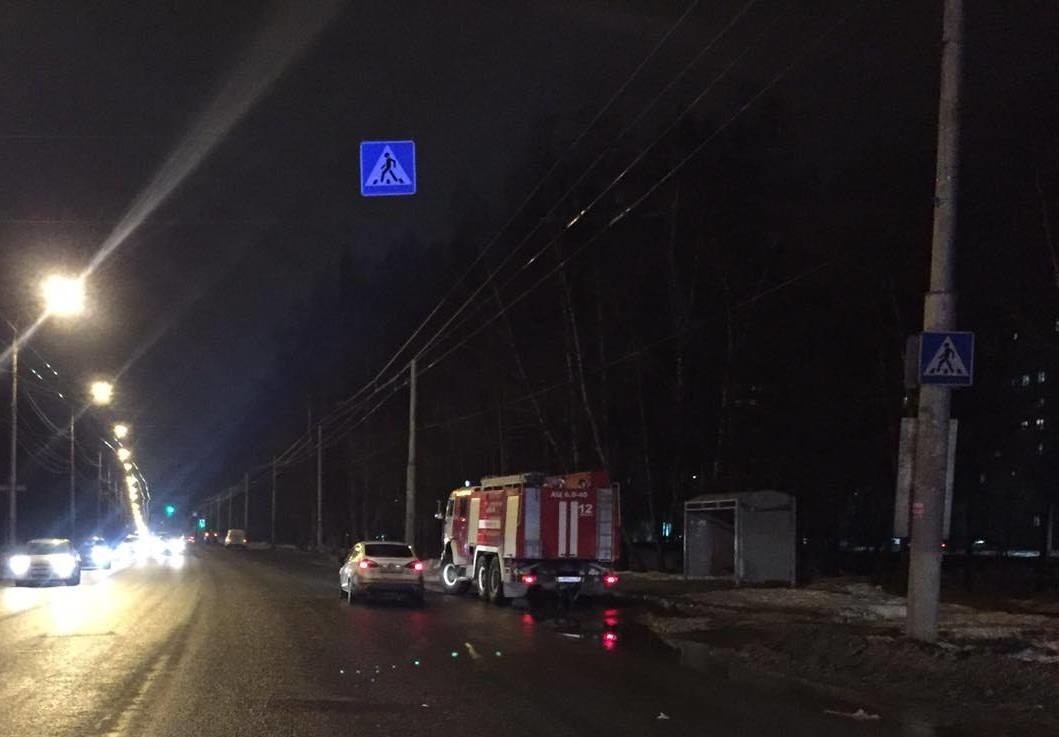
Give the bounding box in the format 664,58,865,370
164,504,176,518
197,517,207,529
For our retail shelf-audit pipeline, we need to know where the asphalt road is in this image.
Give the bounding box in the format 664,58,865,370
0,547,924,737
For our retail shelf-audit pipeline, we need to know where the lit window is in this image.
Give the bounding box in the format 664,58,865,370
979,473,986,485
1054,318,1059,332
1039,371,1048,383
1021,419,1030,429
1021,374,1032,387
1014,331,1020,341
1039,397,1047,408
1039,442,1046,456
1036,418,1046,429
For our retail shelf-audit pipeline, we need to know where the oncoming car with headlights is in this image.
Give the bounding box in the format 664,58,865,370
78,536,113,570
8,538,82,586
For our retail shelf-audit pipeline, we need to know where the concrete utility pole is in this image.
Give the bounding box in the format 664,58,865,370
242,472,249,531
227,489,232,531
907,0,964,643
8,328,17,546
315,424,323,551
404,359,417,547
97,448,103,530
69,414,76,538
270,456,277,546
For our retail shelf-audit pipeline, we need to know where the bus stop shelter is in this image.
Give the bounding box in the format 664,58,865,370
683,490,796,585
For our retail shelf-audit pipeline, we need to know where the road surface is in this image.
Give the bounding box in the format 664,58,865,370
0,547,917,736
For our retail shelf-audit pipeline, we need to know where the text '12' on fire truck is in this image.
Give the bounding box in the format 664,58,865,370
437,470,620,602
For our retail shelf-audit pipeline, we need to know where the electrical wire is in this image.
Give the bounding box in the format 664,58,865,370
416,5,862,376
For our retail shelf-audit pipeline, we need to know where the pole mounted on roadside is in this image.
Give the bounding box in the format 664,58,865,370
243,472,249,531
405,359,417,549
315,423,323,551
270,456,277,547
8,325,17,546
907,0,963,643
97,447,103,530
69,413,76,539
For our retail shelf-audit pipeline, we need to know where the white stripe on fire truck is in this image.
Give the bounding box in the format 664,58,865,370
568,500,578,557
477,519,501,529
558,501,568,556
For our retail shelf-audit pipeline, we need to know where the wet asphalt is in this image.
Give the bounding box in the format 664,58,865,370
0,545,912,736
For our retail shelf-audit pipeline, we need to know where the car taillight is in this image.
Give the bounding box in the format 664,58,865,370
603,573,619,586
406,561,425,571
358,559,378,569
521,573,538,585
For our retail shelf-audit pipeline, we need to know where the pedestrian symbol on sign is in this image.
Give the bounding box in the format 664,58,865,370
923,337,968,377
369,148,407,185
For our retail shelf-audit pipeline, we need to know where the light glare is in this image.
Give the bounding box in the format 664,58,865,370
90,380,114,405
41,274,86,317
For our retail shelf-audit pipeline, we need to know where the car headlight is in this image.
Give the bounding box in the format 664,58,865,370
48,553,76,578
171,538,186,554
91,545,112,564
9,554,30,576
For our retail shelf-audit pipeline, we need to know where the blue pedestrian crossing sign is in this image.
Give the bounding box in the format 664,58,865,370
360,140,416,197
919,331,974,386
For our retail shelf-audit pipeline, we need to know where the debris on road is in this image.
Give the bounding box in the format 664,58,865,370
823,708,880,721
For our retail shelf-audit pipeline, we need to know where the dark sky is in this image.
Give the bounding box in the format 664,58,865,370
1,1,1056,514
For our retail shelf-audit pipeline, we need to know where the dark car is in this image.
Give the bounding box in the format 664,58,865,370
79,536,114,570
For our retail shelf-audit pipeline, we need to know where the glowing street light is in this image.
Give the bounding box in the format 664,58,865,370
123,462,133,471
126,474,138,487
117,447,132,462
89,380,113,405
113,423,129,440
40,274,86,317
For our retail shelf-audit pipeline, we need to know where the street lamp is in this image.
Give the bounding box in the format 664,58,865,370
117,447,132,462
40,274,86,318
7,273,89,545
123,462,133,471
113,423,129,440
89,380,113,406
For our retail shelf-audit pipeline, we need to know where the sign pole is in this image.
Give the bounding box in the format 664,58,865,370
907,0,963,643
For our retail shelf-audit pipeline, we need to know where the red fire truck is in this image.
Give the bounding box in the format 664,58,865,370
437,470,620,602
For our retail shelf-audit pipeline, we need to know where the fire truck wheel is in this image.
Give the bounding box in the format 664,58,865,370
486,556,507,605
441,561,469,595
476,557,490,600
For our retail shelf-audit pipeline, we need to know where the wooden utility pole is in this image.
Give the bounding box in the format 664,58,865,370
907,0,963,643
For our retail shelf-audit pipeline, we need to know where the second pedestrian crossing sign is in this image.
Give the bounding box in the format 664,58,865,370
919,331,974,386
360,140,416,197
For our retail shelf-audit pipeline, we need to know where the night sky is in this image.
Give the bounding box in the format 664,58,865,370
1,1,1056,521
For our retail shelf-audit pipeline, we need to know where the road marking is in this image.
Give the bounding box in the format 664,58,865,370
98,650,172,736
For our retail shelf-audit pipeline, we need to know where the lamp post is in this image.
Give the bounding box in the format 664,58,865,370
73,379,114,538
6,274,86,546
